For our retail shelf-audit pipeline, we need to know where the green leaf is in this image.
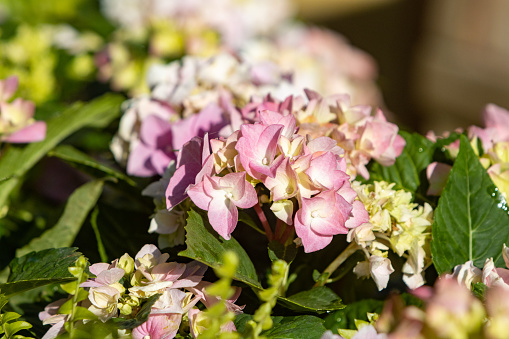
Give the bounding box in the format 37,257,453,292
48,145,135,186
472,282,488,300
70,306,98,322
431,135,509,274
178,209,262,289
278,286,344,313
1,312,21,323
323,299,384,331
268,241,297,263
15,179,104,258
112,293,161,329
368,131,434,194
1,248,81,296
261,315,326,339
0,94,123,208
3,320,32,336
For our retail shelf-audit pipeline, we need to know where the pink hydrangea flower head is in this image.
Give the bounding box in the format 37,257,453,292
358,111,405,167
187,172,258,239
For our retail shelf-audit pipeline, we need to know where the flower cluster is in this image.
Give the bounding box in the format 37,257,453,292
447,244,509,291
427,104,509,198
290,90,405,179
124,77,405,253
39,245,243,339
240,25,381,107
97,0,294,94
110,53,297,177
348,181,433,290
164,97,376,252
0,76,46,143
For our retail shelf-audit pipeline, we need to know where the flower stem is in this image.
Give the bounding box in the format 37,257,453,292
314,242,360,287
280,223,294,244
254,203,273,241
275,218,284,240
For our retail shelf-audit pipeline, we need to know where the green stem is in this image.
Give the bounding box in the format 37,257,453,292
315,242,360,287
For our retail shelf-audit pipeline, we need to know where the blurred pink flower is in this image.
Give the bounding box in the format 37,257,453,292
426,162,452,196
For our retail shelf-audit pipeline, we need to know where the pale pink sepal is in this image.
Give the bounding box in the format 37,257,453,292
4,121,46,143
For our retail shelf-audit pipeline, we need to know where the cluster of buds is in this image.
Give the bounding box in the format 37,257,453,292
39,244,243,339
427,104,509,198
0,76,46,143
348,181,433,290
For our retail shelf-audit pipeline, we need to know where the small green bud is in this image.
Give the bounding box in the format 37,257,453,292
118,253,135,276
76,256,88,269
118,303,132,315
125,295,140,307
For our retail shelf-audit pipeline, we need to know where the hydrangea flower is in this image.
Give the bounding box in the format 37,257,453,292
39,244,242,339
427,103,509,198
349,181,433,289
0,76,46,143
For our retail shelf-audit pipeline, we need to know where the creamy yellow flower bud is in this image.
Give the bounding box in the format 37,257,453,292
118,303,132,316
118,253,135,276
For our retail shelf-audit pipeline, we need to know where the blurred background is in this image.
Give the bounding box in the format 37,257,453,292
295,0,509,134
2,0,508,135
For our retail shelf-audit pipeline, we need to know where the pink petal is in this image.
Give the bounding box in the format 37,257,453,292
0,76,18,101
426,162,452,196
150,150,174,176
88,263,111,276
166,164,199,209
294,211,333,253
484,104,509,141
41,320,66,339
96,268,125,285
131,314,182,339
187,180,212,211
127,142,157,177
4,121,46,143
345,200,369,229
208,197,238,240
140,115,173,148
